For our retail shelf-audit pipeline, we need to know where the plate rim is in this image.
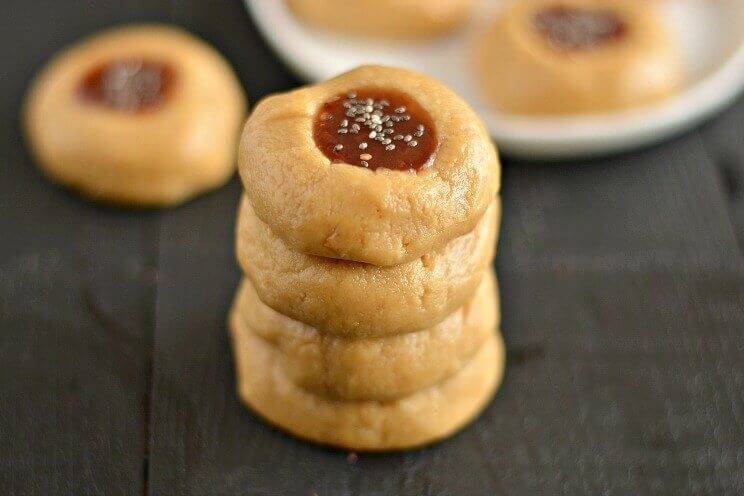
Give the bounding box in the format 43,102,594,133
246,0,744,158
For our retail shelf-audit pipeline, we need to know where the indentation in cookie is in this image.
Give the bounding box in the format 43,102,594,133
79,58,175,111
313,88,436,171
533,5,626,50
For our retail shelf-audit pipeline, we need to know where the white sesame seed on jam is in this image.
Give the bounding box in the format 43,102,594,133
313,88,436,171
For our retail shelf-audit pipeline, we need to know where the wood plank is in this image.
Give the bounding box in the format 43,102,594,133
498,133,742,272
699,96,744,171
699,96,744,251
5,0,739,489
495,134,744,494
0,1,166,493
147,2,301,493
490,268,744,495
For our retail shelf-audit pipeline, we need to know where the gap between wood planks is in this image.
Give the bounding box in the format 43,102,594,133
142,215,161,496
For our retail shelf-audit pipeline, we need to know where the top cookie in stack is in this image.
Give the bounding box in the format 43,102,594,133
230,65,502,450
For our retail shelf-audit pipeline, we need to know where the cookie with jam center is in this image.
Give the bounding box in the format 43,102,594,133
472,0,682,114
23,24,246,206
239,65,500,266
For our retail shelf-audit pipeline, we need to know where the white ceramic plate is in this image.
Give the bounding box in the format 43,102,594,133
247,0,744,158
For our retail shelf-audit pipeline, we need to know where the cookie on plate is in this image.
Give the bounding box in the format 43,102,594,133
472,0,682,114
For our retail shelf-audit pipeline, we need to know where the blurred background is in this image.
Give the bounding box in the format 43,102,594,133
2,0,744,494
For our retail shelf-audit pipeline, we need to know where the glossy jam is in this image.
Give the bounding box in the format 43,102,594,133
533,6,626,50
79,58,175,112
313,88,437,171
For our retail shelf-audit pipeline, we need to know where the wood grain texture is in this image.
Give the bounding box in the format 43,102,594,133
699,97,744,253
0,1,166,493
2,0,744,494
146,114,744,494
496,135,744,495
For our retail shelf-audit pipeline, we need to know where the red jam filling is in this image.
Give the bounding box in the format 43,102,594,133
313,88,437,171
533,6,626,50
79,58,175,112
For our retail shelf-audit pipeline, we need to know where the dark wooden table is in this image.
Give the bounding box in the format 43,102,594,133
2,1,743,494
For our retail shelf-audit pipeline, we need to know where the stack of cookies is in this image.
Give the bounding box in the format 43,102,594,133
229,66,503,451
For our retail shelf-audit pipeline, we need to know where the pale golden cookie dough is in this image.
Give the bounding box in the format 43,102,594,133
231,271,498,401
287,0,479,39
229,320,504,451
472,0,682,115
239,65,500,266
23,24,246,206
236,195,499,337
